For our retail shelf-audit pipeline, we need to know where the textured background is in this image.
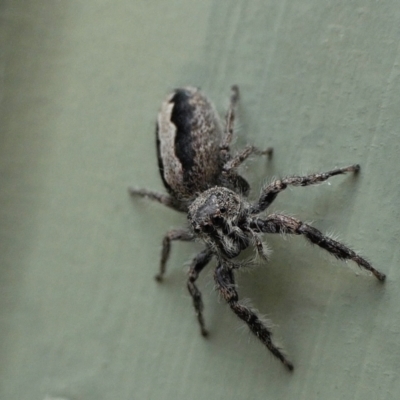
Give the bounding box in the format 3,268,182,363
1,1,400,399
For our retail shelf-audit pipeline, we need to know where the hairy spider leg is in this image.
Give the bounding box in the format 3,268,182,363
220,85,240,154
251,213,386,282
155,229,195,281
250,164,360,214
219,86,272,196
214,261,294,371
128,188,186,212
187,248,214,336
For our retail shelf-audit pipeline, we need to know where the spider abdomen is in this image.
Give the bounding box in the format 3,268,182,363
156,87,224,201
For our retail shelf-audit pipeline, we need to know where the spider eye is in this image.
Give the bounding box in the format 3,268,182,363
220,207,226,213
202,224,214,234
212,216,224,226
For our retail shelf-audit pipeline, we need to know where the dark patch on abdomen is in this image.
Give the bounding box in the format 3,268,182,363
170,89,196,175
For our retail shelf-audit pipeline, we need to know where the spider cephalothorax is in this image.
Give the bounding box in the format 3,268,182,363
188,187,250,259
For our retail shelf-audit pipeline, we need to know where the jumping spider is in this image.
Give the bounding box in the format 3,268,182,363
130,86,386,371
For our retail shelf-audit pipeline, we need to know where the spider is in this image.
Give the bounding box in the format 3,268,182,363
129,86,386,371
187,172,386,371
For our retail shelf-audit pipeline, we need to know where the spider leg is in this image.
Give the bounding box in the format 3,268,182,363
250,164,360,214
223,145,273,171
217,85,272,195
187,248,213,337
220,85,240,155
155,229,195,282
128,188,186,212
245,228,269,261
251,214,386,282
220,85,272,165
214,261,294,371
220,146,272,196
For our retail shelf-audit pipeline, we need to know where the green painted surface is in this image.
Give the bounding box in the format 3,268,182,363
1,1,399,399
